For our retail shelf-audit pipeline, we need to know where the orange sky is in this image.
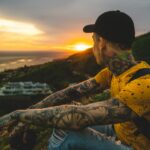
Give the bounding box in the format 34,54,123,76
0,18,92,52
0,0,149,52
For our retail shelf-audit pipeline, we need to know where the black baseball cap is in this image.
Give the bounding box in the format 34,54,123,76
83,10,135,47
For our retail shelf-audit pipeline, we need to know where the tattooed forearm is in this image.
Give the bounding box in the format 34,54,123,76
30,78,101,109
1,98,137,130
7,78,100,137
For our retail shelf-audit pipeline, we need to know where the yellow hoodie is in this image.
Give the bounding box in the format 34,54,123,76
95,61,150,150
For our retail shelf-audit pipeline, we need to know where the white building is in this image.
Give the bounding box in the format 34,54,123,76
0,82,52,96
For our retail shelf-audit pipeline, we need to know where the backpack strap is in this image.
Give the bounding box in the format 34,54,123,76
128,68,150,139
128,68,150,83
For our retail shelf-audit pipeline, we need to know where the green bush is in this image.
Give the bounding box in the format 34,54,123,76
132,32,150,64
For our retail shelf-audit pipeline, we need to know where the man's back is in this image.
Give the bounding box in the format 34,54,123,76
94,61,150,149
112,61,150,150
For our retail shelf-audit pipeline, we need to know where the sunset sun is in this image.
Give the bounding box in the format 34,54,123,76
74,43,91,51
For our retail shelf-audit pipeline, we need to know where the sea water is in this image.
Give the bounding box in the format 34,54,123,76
0,51,73,72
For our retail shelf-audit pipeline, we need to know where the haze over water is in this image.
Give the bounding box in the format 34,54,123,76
0,51,73,72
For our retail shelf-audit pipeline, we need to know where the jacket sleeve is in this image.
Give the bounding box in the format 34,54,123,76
94,67,112,90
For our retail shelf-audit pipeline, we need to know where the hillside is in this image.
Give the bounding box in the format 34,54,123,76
0,49,102,150
132,32,150,63
0,31,149,92
0,49,101,91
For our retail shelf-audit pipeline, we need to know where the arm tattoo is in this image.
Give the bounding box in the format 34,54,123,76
1,98,137,130
8,78,100,137
30,78,101,109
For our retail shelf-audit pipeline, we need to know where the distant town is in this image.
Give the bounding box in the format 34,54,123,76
0,81,52,96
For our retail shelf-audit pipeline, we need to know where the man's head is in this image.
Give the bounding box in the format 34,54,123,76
83,10,135,65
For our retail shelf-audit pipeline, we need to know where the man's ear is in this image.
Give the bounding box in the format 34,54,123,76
98,37,106,50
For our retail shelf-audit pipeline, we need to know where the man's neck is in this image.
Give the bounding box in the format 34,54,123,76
107,51,136,76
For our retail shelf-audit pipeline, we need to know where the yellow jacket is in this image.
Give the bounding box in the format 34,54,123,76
95,61,150,150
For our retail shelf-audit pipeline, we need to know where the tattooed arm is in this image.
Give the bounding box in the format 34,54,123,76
8,76,109,139
30,78,101,109
0,98,137,130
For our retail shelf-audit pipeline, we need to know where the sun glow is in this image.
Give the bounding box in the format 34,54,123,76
0,19,43,35
73,43,92,51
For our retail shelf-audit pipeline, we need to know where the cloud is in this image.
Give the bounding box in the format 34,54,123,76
0,0,149,34
0,19,43,35
0,0,149,50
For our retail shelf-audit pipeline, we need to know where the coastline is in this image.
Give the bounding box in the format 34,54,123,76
0,51,74,72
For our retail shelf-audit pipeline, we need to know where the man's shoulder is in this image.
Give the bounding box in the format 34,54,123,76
94,67,112,87
119,61,150,78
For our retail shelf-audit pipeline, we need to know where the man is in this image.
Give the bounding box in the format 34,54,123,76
0,10,150,150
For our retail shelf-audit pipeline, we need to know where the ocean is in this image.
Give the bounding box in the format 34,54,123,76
0,51,73,72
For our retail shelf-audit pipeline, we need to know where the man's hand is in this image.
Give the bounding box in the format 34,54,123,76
9,125,36,150
0,110,19,130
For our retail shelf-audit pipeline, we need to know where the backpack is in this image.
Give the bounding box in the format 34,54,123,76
128,68,150,139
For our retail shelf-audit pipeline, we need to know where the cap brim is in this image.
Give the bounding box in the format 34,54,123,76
83,24,95,33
